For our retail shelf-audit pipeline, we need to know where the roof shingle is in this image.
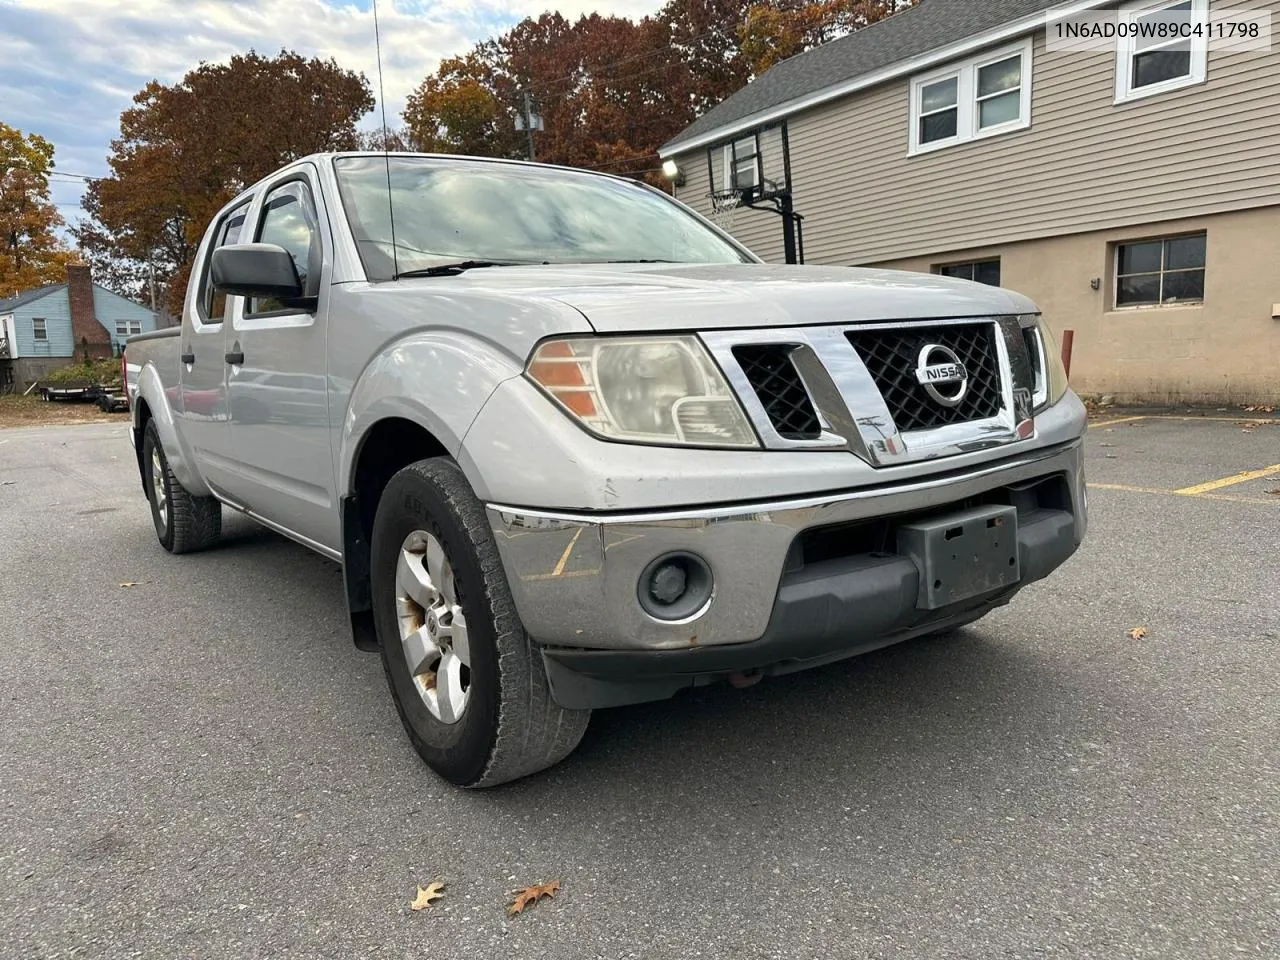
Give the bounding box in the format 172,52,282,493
0,283,66,314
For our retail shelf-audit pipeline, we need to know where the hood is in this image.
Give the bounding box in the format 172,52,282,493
405,262,1037,332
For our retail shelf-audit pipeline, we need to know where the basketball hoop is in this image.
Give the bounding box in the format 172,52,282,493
709,191,742,233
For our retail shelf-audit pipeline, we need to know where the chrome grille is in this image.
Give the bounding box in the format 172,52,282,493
845,323,1003,432
732,345,821,440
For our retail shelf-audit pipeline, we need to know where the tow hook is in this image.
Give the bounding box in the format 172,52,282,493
728,669,763,689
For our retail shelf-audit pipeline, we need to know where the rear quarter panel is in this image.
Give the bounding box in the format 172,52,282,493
127,332,211,495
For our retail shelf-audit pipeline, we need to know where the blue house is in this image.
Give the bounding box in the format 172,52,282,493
0,265,158,390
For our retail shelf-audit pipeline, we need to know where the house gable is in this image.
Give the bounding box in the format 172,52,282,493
92,285,157,348
4,286,75,358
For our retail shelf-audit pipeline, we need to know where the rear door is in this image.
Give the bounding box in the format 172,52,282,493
221,164,337,552
177,201,250,492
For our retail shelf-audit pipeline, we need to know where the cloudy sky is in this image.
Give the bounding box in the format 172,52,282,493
2,0,660,229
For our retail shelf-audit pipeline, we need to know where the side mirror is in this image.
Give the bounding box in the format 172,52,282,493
211,243,302,299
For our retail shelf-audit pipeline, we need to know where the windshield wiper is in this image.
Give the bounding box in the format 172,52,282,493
396,260,532,278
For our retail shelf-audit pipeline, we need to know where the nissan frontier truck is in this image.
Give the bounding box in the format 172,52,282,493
123,153,1087,786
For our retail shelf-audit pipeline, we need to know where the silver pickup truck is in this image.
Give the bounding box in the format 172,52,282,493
123,152,1087,787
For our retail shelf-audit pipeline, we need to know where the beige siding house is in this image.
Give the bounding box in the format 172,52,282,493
660,0,1280,403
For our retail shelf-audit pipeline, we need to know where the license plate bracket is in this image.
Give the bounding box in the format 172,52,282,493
897,504,1020,610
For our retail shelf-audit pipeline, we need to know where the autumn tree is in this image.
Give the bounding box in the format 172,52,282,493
77,51,373,312
0,122,78,299
660,0,756,114
400,1,916,183
403,54,519,157
740,0,916,75
402,10,699,179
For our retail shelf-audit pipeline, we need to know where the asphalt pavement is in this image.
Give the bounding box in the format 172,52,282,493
0,414,1276,959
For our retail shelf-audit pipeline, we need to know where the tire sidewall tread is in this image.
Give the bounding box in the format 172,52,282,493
370,457,589,788
142,420,221,555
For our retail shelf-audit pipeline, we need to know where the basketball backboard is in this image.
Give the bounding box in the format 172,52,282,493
706,122,791,204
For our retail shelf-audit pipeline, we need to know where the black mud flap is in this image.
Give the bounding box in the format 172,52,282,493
341,493,379,652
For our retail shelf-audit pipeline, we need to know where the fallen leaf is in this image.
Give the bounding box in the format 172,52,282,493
508,880,560,917
119,581,140,588
1127,626,1148,640
410,882,445,911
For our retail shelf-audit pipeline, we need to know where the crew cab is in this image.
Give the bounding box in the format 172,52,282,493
123,153,1087,787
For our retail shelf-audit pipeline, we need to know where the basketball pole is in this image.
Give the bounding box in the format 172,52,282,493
780,193,797,265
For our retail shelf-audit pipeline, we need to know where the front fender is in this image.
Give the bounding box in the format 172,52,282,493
336,330,522,495
133,362,212,496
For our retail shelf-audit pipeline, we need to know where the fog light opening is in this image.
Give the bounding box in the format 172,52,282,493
637,552,713,622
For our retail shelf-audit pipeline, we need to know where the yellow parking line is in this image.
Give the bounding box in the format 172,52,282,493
1089,415,1146,428
1144,415,1276,424
1089,414,1277,425
550,527,583,577
523,568,601,582
1090,482,1167,495
1175,464,1280,495
1090,482,1279,505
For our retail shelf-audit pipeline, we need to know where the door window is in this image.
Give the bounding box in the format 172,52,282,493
200,203,250,322
251,180,322,315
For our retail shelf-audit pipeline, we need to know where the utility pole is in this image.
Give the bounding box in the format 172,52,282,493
147,255,157,314
522,90,537,162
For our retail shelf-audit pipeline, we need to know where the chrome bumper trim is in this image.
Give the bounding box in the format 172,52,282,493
486,438,1086,652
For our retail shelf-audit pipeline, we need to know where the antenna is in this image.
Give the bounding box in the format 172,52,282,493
371,0,399,279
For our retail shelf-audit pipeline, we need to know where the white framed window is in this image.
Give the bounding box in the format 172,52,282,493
720,135,760,193
115,319,142,337
908,37,1033,155
1115,0,1208,103
32,318,47,341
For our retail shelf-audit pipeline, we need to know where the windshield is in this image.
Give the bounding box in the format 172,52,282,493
333,156,752,279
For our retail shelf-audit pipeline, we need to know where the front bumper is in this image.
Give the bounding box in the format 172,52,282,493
486,438,1085,707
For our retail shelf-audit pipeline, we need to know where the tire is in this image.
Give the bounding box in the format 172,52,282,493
141,420,222,554
370,457,590,787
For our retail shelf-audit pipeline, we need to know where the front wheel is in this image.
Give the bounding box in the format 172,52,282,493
370,458,590,787
141,420,221,554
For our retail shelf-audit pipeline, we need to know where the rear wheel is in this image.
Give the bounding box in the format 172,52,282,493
141,420,221,554
370,457,590,787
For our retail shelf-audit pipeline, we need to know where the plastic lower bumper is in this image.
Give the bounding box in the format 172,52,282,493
540,505,1076,708
486,438,1085,708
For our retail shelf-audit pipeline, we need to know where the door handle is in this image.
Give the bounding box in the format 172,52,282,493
180,350,195,364
224,350,244,365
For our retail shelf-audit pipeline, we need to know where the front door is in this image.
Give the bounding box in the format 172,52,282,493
221,165,337,552
177,201,250,493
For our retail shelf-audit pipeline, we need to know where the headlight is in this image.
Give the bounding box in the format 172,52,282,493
526,335,758,448
1018,315,1069,410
